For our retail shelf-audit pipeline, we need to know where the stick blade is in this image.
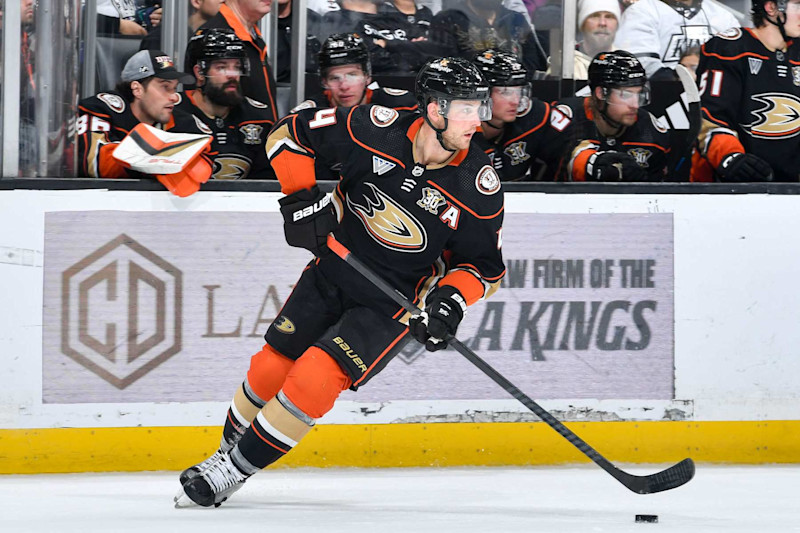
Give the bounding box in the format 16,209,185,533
620,458,696,495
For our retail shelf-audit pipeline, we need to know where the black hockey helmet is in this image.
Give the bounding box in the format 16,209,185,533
415,56,491,110
319,32,371,76
752,0,788,15
186,27,250,75
472,49,529,87
588,50,647,90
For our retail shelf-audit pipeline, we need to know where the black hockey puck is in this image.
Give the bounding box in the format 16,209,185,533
635,514,659,523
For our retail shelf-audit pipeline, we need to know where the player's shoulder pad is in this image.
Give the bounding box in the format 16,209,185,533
702,28,749,57
348,104,401,130
83,92,127,114
171,109,213,135
450,146,504,217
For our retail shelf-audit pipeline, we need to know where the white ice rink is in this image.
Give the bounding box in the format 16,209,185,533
1,464,798,532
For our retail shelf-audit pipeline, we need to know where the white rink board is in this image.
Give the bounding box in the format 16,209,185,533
2,189,800,430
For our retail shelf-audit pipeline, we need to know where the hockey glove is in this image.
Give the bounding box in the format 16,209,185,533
409,285,467,352
716,153,773,182
278,185,337,257
586,151,647,182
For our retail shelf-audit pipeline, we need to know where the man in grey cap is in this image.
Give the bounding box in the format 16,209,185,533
77,49,198,178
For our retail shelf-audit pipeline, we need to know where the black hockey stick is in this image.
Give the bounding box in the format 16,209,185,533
327,235,695,495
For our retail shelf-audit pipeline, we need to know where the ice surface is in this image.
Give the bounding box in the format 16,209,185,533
1,465,798,532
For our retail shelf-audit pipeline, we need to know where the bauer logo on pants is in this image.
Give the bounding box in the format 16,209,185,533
59,234,182,389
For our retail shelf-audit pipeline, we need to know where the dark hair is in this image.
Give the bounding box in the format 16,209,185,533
114,77,154,103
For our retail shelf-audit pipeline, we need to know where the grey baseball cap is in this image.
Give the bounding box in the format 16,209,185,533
121,50,195,84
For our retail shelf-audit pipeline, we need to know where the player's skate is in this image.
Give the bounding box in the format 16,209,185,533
174,452,250,508
178,449,225,485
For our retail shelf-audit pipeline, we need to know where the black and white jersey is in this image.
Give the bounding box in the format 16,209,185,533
267,105,505,315
556,97,672,181
614,0,740,77
174,91,274,180
696,27,800,181
473,98,566,181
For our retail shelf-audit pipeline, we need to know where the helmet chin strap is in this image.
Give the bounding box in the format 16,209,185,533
423,113,457,152
767,11,790,44
595,93,625,135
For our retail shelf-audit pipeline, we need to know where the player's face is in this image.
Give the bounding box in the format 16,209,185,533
441,99,483,151
581,12,618,50
603,86,644,126
203,58,244,106
490,85,529,123
783,0,800,38
324,64,369,107
138,78,180,125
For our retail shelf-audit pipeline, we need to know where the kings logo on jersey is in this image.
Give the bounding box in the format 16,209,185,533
346,182,427,252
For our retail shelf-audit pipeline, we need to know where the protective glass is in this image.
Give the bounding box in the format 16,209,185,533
324,72,367,88
493,84,532,114
606,84,651,106
201,58,250,77
437,97,493,121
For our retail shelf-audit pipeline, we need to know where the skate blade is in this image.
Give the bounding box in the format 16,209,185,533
173,487,198,509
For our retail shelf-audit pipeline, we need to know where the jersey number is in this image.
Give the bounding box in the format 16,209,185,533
309,108,337,129
549,108,571,132
698,70,723,98
76,115,111,135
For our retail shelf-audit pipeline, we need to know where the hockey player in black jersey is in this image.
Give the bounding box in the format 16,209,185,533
175,57,505,508
177,28,275,180
290,32,418,112
692,0,800,182
556,51,672,181
471,49,566,181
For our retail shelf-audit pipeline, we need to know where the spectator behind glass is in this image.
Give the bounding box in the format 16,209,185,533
96,0,149,36
192,0,280,124
141,0,224,51
367,0,434,73
428,0,548,75
613,0,739,79
276,0,323,82
678,44,700,79
574,0,620,79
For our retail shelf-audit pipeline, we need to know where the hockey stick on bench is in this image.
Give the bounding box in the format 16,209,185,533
326,235,695,495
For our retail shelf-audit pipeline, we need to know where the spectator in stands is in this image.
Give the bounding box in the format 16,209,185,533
194,0,280,124
556,51,672,181
291,32,418,111
574,0,620,79
141,0,224,51
20,0,37,175
472,49,566,181
368,0,436,73
276,0,323,82
77,49,201,179
428,0,548,75
178,28,275,180
678,44,700,79
613,0,739,79
96,0,151,36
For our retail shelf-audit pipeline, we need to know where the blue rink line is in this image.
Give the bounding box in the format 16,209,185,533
0,465,798,533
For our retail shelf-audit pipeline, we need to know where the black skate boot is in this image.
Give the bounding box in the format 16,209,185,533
175,453,250,508
179,449,224,485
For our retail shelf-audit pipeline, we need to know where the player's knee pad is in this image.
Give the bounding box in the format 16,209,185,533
281,346,352,419
245,343,295,403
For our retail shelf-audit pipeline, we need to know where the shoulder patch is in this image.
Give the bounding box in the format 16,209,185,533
97,93,126,113
246,96,268,109
193,115,213,135
516,97,533,117
650,113,668,133
370,105,399,127
555,103,574,119
476,165,501,195
175,93,183,105
716,27,742,40
291,99,317,113
382,88,409,96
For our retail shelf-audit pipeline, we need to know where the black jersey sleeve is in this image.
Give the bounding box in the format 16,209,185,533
266,106,358,193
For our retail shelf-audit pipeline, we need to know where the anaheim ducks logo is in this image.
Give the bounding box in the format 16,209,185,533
347,182,427,252
747,93,800,139
274,316,296,334
212,154,252,180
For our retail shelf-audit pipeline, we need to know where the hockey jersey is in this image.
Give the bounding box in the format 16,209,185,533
614,0,740,77
473,98,567,181
174,91,275,180
556,97,672,181
290,86,419,114
694,27,800,182
267,105,506,317
77,91,203,178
